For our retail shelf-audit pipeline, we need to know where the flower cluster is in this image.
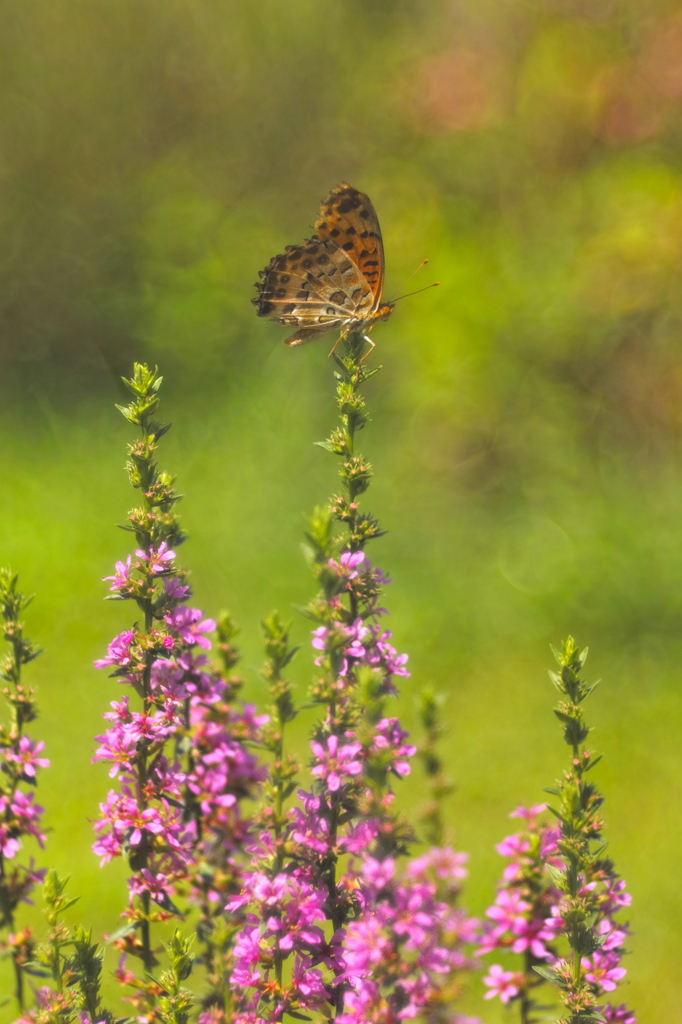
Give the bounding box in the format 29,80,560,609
227,555,479,1023
480,805,632,1012
92,635,264,886
478,804,562,1005
311,551,409,689
479,639,636,1024
0,569,48,1010
336,850,478,1024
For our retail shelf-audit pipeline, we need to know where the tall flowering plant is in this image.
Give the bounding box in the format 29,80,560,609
92,365,266,1019
478,639,635,1024
226,334,479,1024
0,585,115,1024
0,571,47,1011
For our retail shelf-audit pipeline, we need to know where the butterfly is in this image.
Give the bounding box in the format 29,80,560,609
252,183,394,349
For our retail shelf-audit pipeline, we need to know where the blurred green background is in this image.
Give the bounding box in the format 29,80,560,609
1,0,680,1018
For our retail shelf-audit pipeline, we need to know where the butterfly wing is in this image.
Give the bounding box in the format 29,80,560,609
314,183,385,308
253,235,375,341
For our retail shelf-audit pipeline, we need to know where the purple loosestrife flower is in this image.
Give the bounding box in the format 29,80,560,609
0,570,47,1013
165,606,216,649
5,737,50,779
103,555,133,592
135,541,176,574
309,734,364,791
600,1004,637,1024
482,963,523,1003
581,951,627,992
93,629,136,670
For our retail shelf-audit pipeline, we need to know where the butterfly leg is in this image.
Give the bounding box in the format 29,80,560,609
327,329,349,359
359,334,375,362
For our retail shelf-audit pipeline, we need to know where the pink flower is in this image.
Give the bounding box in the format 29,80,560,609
509,803,547,822
600,1003,637,1023
495,832,530,858
362,856,395,889
164,606,216,649
598,916,630,951
290,957,328,1008
230,926,263,988
311,625,329,651
372,718,416,776
407,847,468,882
128,867,173,905
94,628,136,669
10,790,47,846
5,736,50,778
310,734,363,792
582,951,627,992
339,915,393,975
93,726,136,778
601,877,632,912
482,963,522,1003
0,824,21,859
164,575,190,600
135,541,176,574
290,803,332,855
540,827,561,858
337,817,380,855
126,810,162,848
367,627,410,678
344,618,370,659
327,550,366,587
103,555,132,591
340,550,365,572
486,888,531,928
510,915,555,959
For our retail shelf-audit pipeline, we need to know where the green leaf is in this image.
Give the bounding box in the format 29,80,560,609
115,404,139,424
532,964,562,985
108,920,139,943
546,863,567,888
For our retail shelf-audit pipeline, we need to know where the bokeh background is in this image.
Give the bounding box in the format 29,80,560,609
1,0,680,1017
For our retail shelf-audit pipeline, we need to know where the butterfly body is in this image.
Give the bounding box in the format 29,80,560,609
253,183,392,347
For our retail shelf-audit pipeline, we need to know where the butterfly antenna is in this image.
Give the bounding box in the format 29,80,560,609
406,258,430,282
388,281,439,304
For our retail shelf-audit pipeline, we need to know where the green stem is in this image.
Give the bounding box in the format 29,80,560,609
519,949,533,1024
1,600,26,1009
137,411,156,975
332,333,372,1018
273,715,285,997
